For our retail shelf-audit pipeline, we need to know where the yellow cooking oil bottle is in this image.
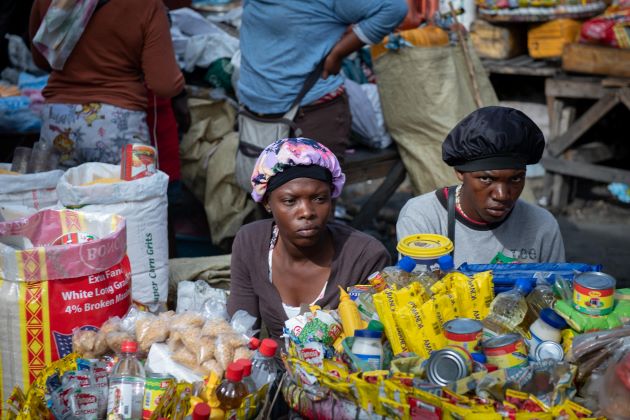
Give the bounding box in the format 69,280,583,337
338,286,363,337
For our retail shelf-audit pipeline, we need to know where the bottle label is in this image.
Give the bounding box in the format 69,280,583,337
107,377,145,419
355,353,381,370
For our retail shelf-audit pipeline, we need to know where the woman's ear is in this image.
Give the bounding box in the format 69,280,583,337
455,170,465,182
262,197,271,213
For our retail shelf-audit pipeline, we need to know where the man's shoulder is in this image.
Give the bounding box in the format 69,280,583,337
399,190,442,218
513,200,559,228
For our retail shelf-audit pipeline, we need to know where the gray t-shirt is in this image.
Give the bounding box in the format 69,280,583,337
396,187,566,267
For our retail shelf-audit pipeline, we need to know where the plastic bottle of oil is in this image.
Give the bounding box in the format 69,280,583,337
482,278,533,339
216,363,248,410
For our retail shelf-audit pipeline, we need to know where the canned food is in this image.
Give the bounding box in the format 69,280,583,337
142,373,175,419
573,272,616,316
51,232,96,246
444,318,483,353
426,346,473,386
483,334,528,369
534,341,564,362
121,143,157,181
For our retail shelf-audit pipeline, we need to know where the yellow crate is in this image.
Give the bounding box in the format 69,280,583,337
528,19,582,59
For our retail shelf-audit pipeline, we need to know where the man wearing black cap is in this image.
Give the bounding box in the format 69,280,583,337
397,106,565,266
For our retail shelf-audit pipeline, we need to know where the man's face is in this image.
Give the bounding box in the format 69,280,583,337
456,169,526,223
265,177,332,248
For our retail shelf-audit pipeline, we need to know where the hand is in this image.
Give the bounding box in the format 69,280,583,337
322,51,343,80
171,90,191,134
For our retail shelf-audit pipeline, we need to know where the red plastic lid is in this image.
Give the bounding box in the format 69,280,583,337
237,358,252,376
192,402,211,420
226,362,244,382
121,341,137,353
248,337,261,350
259,338,278,357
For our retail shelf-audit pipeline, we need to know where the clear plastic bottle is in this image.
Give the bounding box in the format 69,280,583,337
482,278,533,339
380,257,417,287
250,338,278,390
216,363,248,410
525,279,556,321
437,255,455,278
107,340,146,419
236,358,256,394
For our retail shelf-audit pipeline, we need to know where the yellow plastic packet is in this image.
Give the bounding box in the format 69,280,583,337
323,358,349,379
395,298,433,358
474,271,495,318
433,292,458,326
452,272,485,320
350,373,385,415
381,397,410,420
373,288,408,354
420,298,447,349
201,372,222,408
561,328,576,356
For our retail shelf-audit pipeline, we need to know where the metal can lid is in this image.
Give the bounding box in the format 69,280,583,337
426,348,471,386
534,341,564,361
483,333,522,349
574,272,616,290
444,318,483,335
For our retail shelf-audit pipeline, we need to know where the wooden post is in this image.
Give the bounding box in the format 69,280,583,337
449,2,483,108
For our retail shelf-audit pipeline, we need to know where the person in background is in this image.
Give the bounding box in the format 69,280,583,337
228,137,391,341
237,0,408,158
29,0,185,168
397,106,565,266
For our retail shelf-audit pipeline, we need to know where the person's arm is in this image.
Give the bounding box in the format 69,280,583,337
323,0,407,79
28,0,52,71
142,1,185,98
227,230,261,330
357,244,392,284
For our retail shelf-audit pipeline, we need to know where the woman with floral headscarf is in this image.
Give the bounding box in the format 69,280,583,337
227,138,391,341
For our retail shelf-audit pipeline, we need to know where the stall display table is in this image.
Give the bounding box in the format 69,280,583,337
542,75,630,207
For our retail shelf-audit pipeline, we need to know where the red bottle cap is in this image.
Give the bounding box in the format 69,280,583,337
226,362,244,382
248,337,261,350
192,402,211,420
121,341,137,353
485,363,499,373
236,358,252,376
259,338,278,357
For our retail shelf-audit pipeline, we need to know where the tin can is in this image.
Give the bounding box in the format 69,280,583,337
483,334,528,369
121,143,157,181
51,232,96,246
444,318,483,353
534,341,564,362
426,346,473,386
573,272,616,316
142,373,174,419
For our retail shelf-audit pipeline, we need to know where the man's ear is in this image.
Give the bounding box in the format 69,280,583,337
455,170,464,182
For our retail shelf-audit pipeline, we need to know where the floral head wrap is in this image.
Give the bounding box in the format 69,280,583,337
250,137,346,202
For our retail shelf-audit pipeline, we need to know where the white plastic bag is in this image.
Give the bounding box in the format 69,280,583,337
56,163,169,310
344,79,392,150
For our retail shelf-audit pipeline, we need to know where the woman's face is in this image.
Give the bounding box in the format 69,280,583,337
266,177,333,248
457,168,526,223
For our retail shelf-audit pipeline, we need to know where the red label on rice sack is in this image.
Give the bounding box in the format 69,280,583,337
47,256,132,359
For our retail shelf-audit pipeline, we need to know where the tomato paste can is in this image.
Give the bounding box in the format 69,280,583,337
573,272,616,316
483,334,528,369
142,373,174,419
444,318,483,353
426,345,473,386
121,143,157,181
51,232,96,246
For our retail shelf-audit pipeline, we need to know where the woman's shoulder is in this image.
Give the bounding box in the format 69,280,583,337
234,219,273,246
